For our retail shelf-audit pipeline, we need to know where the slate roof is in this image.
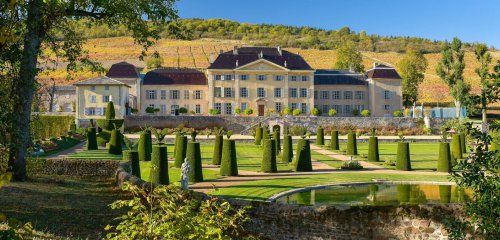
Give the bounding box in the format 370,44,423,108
73,76,130,87
314,70,367,85
208,47,313,70
366,64,402,79
106,62,140,79
143,68,207,85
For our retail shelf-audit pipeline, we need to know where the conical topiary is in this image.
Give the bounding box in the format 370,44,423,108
108,129,122,155
330,130,339,150
367,136,379,162
220,139,238,176
174,135,187,168
282,134,293,163
261,138,277,173
316,126,324,145
212,134,223,165
346,131,358,155
272,130,280,154
437,142,452,172
263,128,270,140
173,133,180,157
396,142,411,171
451,134,462,165
150,144,169,185
86,127,98,150
187,141,203,183
459,133,466,154
293,138,312,171
123,150,141,178
138,130,152,161
105,101,116,120
254,127,263,145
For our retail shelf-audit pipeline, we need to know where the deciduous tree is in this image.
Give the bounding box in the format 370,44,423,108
397,48,428,107
334,40,364,72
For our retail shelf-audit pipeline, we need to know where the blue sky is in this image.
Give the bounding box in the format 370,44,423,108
176,0,500,48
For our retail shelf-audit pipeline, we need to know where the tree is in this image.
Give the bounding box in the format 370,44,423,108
4,0,177,181
145,53,164,69
397,48,428,107
436,38,471,118
334,40,364,72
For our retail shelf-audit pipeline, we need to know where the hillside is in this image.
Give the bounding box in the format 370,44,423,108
41,37,499,105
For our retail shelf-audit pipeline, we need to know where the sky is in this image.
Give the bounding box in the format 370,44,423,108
176,0,500,48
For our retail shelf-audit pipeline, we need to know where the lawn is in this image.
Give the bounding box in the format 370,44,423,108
139,161,221,184
311,150,344,168
65,149,124,160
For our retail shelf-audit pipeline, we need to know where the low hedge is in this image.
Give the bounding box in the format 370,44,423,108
31,115,74,140
22,158,121,177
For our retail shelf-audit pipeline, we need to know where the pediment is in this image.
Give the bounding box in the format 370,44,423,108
236,59,288,71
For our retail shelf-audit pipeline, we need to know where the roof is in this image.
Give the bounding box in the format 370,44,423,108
366,64,402,79
54,85,76,91
208,47,312,70
106,61,140,79
314,69,367,85
73,76,131,87
143,68,207,85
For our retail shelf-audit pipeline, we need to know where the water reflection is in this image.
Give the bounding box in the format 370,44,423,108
277,183,471,206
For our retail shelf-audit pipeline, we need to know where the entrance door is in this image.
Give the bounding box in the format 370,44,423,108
258,105,265,116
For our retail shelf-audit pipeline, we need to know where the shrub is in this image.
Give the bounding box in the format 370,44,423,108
97,130,111,147
282,107,292,115
174,135,188,168
346,132,358,155
437,142,451,172
281,134,293,163
393,110,404,117
352,109,359,116
396,142,411,171
108,129,122,155
86,127,98,150
261,139,277,173
234,108,242,114
220,139,238,176
209,109,220,115
186,142,203,183
293,138,312,171
97,119,124,131
367,136,379,162
290,125,307,136
328,108,337,117
272,130,280,154
340,160,363,170
178,107,188,114
145,106,155,114
451,134,462,164
361,109,371,117
123,150,141,178
150,144,169,185
212,134,223,165
105,101,116,120
31,115,74,140
70,122,77,132
292,109,301,116
262,128,269,140
254,127,263,145
330,130,339,150
316,126,324,145
138,130,152,161
311,107,321,116
244,108,253,115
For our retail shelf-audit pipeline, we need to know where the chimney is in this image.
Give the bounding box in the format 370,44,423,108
259,51,263,59
209,53,215,64
277,46,282,55
236,60,239,67
349,64,354,73
233,46,238,55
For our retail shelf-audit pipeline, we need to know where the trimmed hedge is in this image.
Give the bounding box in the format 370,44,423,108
451,134,462,164
272,130,280,154
108,129,122,155
367,136,379,162
396,142,411,171
316,126,324,145
123,150,141,178
86,127,98,150
187,142,203,183
459,133,466,154
97,130,111,147
174,136,188,168
254,127,263,145
293,138,312,172
105,101,116,119
220,139,238,176
437,142,451,172
212,134,223,165
330,130,339,150
261,139,277,173
31,115,74,140
263,128,270,140
150,144,169,185
346,132,358,155
138,130,152,161
281,134,293,163
97,119,124,131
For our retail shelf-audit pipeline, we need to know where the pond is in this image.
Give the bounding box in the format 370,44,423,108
275,183,470,206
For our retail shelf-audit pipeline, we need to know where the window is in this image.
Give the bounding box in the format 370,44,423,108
274,75,283,81
384,90,391,100
241,103,247,111
275,102,282,113
257,75,267,81
355,105,364,112
214,75,222,80
214,87,222,98
301,76,309,81
224,103,232,115
224,74,232,81
344,105,352,115
160,104,167,113
240,88,248,98
355,91,365,100
170,90,179,99
102,95,110,103
290,103,298,110
290,75,297,81
85,107,96,115
344,91,353,100
332,91,341,100
274,88,282,98
148,104,155,109
184,90,189,99
322,105,329,115
195,104,201,114
89,95,96,103
320,91,329,100
239,74,248,80
214,103,222,112
224,88,233,98
146,90,157,100
104,86,109,91
194,90,202,99
384,105,391,111
301,103,307,113
314,91,318,99
90,86,96,90
257,88,265,98
170,105,179,114
300,88,308,98
290,88,298,98
333,105,342,114
160,90,167,100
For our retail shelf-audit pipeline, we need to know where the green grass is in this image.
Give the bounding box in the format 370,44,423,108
211,173,452,201
65,149,123,160
139,161,221,183
311,150,344,168
39,137,81,157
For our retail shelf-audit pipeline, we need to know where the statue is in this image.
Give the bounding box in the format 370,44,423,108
181,158,191,190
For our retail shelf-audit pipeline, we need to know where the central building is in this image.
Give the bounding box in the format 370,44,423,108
206,47,315,116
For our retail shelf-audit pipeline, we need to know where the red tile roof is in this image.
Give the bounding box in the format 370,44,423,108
143,68,207,85
106,62,140,79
